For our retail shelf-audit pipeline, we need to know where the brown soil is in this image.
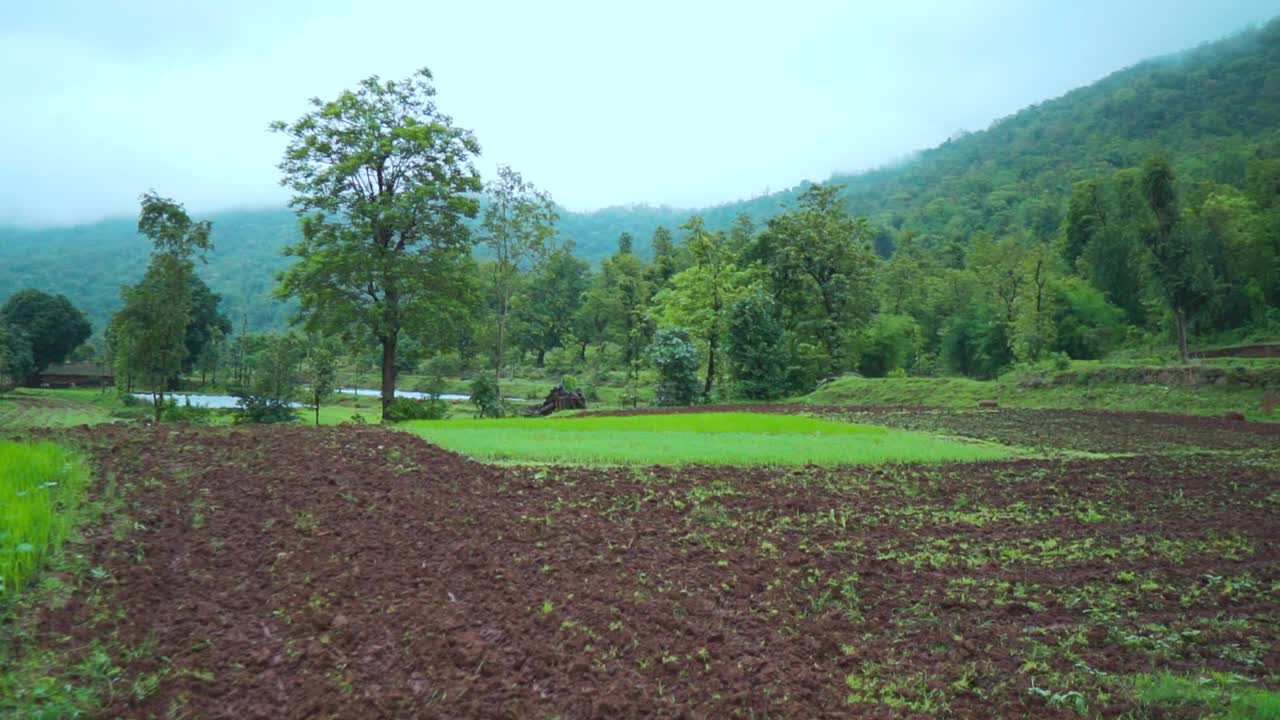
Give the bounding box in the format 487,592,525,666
14,415,1280,718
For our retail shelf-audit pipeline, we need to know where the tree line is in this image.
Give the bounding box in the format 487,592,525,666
3,60,1277,421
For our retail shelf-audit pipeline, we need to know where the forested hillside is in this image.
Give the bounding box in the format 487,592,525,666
2,17,1278,336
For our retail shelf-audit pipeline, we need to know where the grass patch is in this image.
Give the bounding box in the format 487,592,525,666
1135,672,1280,719
804,372,1276,421
404,411,1013,466
0,442,92,595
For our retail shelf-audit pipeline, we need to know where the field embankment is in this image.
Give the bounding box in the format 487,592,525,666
805,366,1279,421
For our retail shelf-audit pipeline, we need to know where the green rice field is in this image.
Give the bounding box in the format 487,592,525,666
404,411,1013,466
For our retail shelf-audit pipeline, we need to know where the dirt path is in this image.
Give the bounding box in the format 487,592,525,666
17,419,1280,718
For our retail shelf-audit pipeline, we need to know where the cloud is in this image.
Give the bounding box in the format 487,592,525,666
1,0,1277,226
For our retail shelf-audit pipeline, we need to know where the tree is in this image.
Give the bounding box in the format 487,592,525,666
272,68,482,416
855,314,921,377
650,328,700,406
234,334,300,424
649,217,745,400
480,165,557,397
725,290,787,399
755,183,877,375
0,322,33,387
647,226,678,287
1064,180,1106,268
517,242,589,367
1140,155,1213,362
184,276,231,374
0,290,91,379
112,192,211,421
305,337,338,426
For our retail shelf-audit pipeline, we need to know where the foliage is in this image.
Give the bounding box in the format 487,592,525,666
650,218,748,399
725,290,788,399
0,290,91,377
468,374,503,418
750,183,878,374
481,164,557,398
305,338,338,427
649,328,701,406
0,322,33,386
111,193,212,421
382,396,448,422
233,335,300,424
272,67,482,414
231,392,297,425
855,314,922,378
940,302,1013,380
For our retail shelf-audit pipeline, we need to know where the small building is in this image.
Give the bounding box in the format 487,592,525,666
30,362,114,389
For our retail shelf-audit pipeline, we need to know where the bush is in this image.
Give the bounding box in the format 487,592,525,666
650,328,701,406
469,375,503,418
232,393,298,424
383,396,448,422
163,397,216,424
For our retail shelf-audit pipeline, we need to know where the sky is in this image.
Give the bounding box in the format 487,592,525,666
3,0,1279,226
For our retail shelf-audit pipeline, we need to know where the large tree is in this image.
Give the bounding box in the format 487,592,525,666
517,241,589,367
1140,155,1213,362
272,68,482,415
480,164,557,401
0,321,33,387
754,183,878,375
111,192,212,421
0,289,91,379
649,217,746,400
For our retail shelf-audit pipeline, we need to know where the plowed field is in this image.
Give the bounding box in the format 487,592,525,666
9,411,1279,718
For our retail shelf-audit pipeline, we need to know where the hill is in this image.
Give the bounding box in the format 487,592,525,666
2,17,1278,334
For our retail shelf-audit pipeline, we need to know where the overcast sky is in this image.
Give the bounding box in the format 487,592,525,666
3,0,1279,226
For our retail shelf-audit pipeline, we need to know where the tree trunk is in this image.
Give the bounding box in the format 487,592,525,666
1175,307,1189,364
153,390,164,423
536,348,545,368
380,333,398,420
315,400,320,427
703,334,717,402
578,340,588,362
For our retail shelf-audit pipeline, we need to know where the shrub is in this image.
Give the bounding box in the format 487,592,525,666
650,328,701,406
469,375,503,418
163,397,216,424
383,396,448,422
232,393,298,424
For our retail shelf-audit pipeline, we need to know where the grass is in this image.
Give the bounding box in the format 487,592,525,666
0,389,121,428
0,442,91,595
403,411,1014,466
1135,672,1280,719
804,371,1277,421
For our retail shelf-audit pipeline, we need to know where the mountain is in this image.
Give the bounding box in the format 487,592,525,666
3,16,1278,336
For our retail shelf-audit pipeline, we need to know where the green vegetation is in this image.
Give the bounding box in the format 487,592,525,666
404,411,1012,466
1135,672,1280,719
805,369,1276,421
0,442,90,594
